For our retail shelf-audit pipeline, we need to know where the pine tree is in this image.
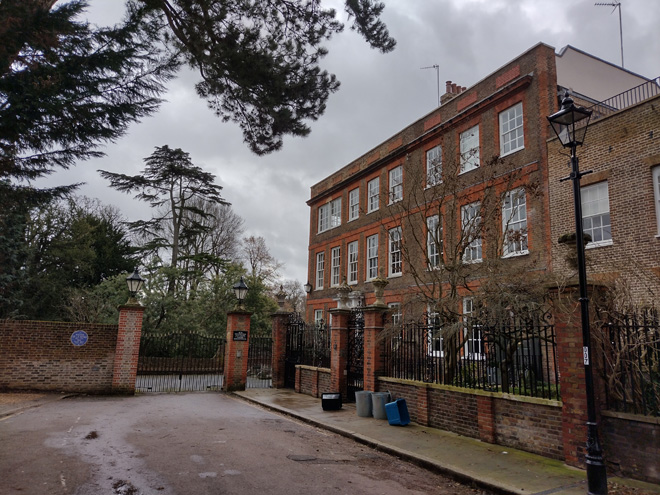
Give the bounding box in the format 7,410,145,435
0,0,176,201
99,145,228,293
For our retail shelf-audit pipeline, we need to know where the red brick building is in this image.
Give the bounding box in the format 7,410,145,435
305,43,657,321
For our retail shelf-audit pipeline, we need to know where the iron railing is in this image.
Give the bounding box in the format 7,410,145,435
383,311,560,400
286,313,331,369
599,309,660,417
247,335,273,388
588,76,660,121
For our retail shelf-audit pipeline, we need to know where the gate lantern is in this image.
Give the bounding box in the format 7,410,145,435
233,276,249,309
126,268,146,304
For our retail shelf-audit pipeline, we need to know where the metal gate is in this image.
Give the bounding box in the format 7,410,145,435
284,313,305,388
136,332,225,393
347,309,364,401
247,335,273,388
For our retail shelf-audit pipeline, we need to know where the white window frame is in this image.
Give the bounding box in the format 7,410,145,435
314,309,324,328
366,234,379,281
463,297,484,360
318,197,341,233
389,166,403,203
427,215,442,268
581,181,612,248
347,241,358,285
349,188,360,221
653,166,660,236
427,306,443,357
499,102,524,156
426,145,442,186
315,252,324,289
460,125,480,173
388,302,402,326
330,198,341,229
461,201,482,263
502,189,528,257
330,246,341,287
388,227,402,277
367,177,380,213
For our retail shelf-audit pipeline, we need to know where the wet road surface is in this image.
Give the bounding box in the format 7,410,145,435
0,393,488,495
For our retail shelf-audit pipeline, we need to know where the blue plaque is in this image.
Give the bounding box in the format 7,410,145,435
71,330,89,346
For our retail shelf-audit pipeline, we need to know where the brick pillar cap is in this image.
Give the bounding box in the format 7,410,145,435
227,310,253,316
117,303,145,311
328,308,352,315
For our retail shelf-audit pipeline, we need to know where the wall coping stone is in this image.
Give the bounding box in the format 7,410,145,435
378,376,562,408
296,365,331,373
601,410,660,426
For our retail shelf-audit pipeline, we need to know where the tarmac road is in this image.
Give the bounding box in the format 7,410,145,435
0,393,488,495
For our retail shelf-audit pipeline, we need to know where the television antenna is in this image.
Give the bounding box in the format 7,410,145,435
421,64,440,107
595,1,624,68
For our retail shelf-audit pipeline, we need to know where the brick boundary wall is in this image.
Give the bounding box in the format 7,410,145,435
601,412,660,484
0,319,118,393
296,365,331,398
377,377,564,460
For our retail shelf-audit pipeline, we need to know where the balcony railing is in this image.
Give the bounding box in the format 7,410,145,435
588,76,660,121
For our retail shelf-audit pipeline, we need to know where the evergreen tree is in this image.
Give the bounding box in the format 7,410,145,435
0,0,176,201
99,145,227,293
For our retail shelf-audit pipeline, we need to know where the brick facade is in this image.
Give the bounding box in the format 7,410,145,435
0,319,118,393
548,94,660,305
305,42,559,325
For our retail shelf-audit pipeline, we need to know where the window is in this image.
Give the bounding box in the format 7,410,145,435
427,215,442,268
389,302,403,356
349,188,360,221
582,182,612,247
388,227,402,277
367,177,380,213
427,306,443,357
330,246,341,287
460,125,480,173
318,198,341,233
502,189,528,257
499,102,524,156
426,145,442,186
315,252,324,289
461,202,482,263
314,309,324,328
347,241,358,284
653,166,660,235
463,297,484,360
366,234,379,280
388,303,402,326
389,166,403,203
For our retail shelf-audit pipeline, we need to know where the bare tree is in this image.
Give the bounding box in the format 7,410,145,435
242,235,283,285
378,141,549,383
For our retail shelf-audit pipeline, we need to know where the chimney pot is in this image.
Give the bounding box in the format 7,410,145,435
451,83,458,93
446,81,453,93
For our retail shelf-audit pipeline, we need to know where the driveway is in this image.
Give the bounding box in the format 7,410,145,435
0,393,483,495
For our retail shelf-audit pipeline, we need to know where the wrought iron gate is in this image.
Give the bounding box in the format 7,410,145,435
247,335,273,388
284,313,305,388
136,332,225,393
347,309,364,401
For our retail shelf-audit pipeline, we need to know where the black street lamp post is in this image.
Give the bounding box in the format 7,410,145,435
547,93,607,495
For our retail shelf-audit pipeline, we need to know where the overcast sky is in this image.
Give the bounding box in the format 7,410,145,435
43,0,660,285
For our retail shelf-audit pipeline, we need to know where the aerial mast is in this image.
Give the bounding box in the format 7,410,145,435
595,1,624,68
421,64,440,107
